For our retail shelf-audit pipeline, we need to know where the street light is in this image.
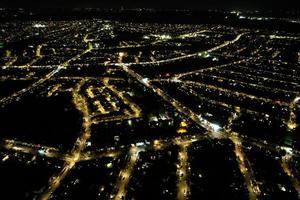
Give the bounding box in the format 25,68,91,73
142,78,149,84
211,123,221,132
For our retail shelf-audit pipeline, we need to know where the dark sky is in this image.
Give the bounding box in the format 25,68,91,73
0,0,299,10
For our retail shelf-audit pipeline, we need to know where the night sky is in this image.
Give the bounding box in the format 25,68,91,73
0,0,299,10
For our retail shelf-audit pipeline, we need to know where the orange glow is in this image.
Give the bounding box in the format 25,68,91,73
177,128,187,134
180,121,188,128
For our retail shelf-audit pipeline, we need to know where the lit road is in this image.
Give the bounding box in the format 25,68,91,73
0,139,119,162
112,147,140,200
116,63,225,138
3,49,17,69
0,66,63,106
89,77,142,124
110,33,300,200
1,18,300,200
111,32,247,137
230,135,261,200
79,150,120,161
1,139,63,160
287,96,300,131
174,58,251,79
0,42,94,107
181,80,290,107
20,44,45,68
281,154,300,198
39,79,92,200
103,77,142,118
111,36,300,200
120,32,246,66
47,84,62,97
175,139,191,200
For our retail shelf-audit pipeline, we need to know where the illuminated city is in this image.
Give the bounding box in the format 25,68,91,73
0,8,300,200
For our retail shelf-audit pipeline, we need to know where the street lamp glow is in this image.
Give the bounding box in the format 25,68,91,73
142,78,149,84
33,23,46,28
282,147,293,155
211,123,221,132
152,34,172,40
160,34,171,40
38,149,45,155
128,119,132,126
